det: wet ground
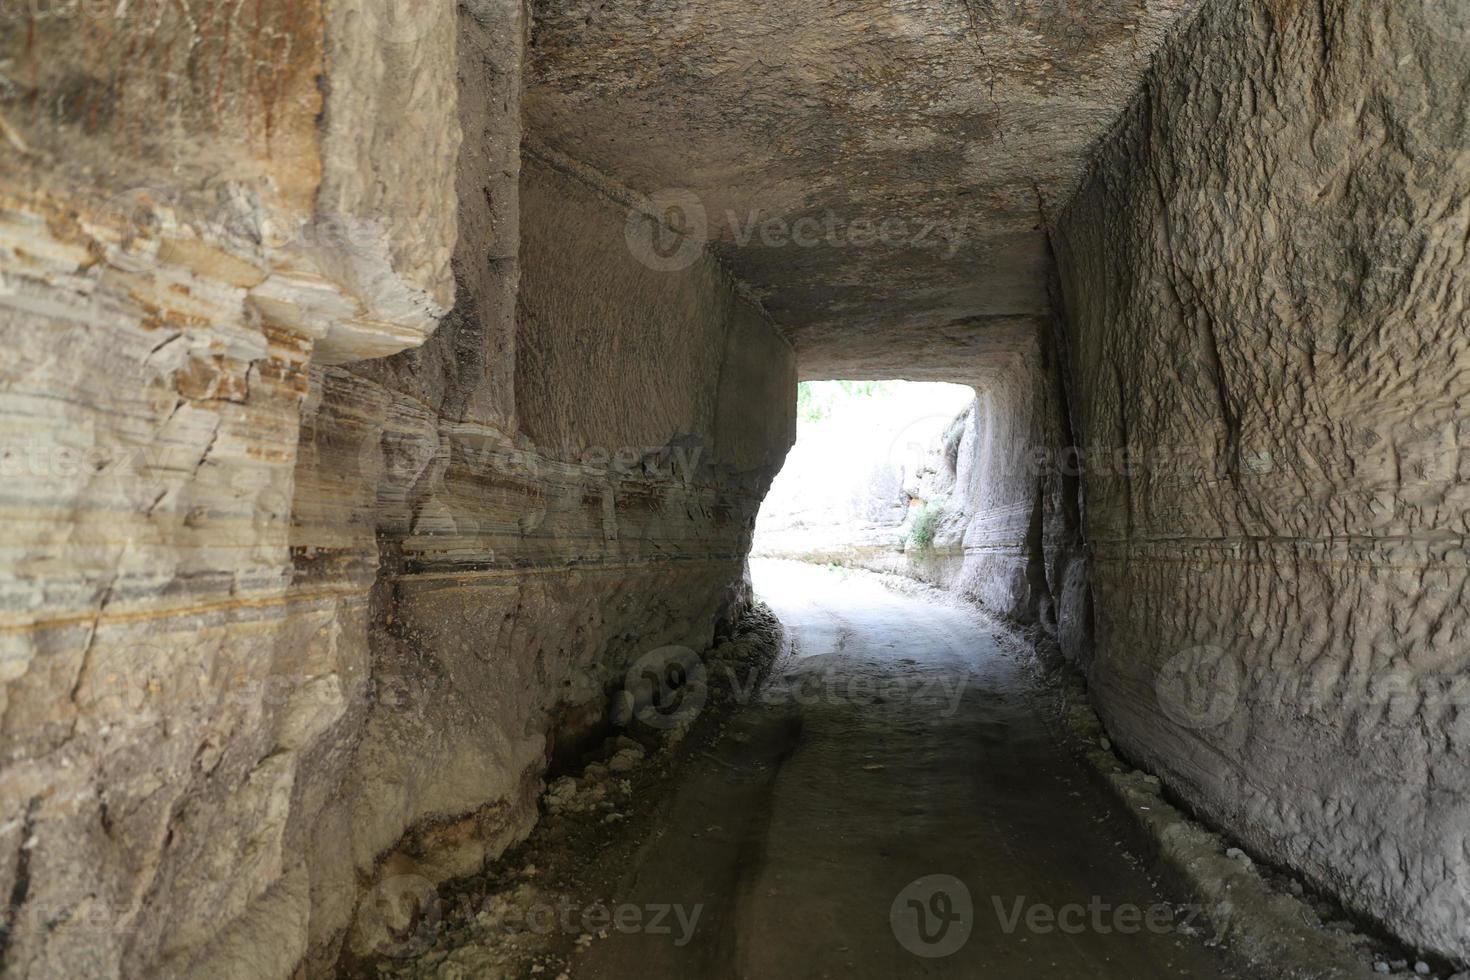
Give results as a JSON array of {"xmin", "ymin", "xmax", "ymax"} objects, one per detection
[{"xmin": 572, "ymin": 560, "xmax": 1260, "ymax": 979}]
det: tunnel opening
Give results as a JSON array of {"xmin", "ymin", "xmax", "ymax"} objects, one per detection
[{"xmin": 752, "ymin": 380, "xmax": 977, "ymax": 585}]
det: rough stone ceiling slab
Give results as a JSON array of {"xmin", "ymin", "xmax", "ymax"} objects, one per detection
[{"xmin": 525, "ymin": 0, "xmax": 1202, "ymax": 379}]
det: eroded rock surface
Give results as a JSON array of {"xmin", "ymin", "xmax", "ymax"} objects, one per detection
[
  {"xmin": 1053, "ymin": 0, "xmax": 1470, "ymax": 962},
  {"xmin": 525, "ymin": 0, "xmax": 1204, "ymax": 378},
  {"xmin": 0, "ymin": 3, "xmax": 792, "ymax": 977}
]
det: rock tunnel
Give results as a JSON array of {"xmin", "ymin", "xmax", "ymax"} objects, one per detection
[{"xmin": 1, "ymin": 0, "xmax": 1467, "ymax": 977}]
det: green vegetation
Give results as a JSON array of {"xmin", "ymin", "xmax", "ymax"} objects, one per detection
[
  {"xmin": 908, "ymin": 497, "xmax": 946, "ymax": 551},
  {"xmin": 796, "ymin": 380, "xmax": 896, "ymax": 423}
]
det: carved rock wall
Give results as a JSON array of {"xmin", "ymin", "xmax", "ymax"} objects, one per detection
[
  {"xmin": 0, "ymin": 2, "xmax": 794, "ymax": 977},
  {"xmin": 947, "ymin": 336, "xmax": 1089, "ymax": 648},
  {"xmin": 1053, "ymin": 0, "xmax": 1470, "ymax": 962}
]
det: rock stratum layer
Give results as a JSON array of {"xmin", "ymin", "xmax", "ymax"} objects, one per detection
[{"xmin": 0, "ymin": 3, "xmax": 792, "ymax": 977}]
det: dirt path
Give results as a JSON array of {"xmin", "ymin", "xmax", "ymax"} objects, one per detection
[{"xmin": 571, "ymin": 560, "xmax": 1260, "ymax": 979}]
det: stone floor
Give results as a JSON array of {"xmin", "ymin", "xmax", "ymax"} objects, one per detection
[{"xmin": 568, "ymin": 561, "xmax": 1257, "ymax": 978}]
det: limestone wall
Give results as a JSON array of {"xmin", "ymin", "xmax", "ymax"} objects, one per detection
[
  {"xmin": 1053, "ymin": 0, "xmax": 1470, "ymax": 962},
  {"xmin": 0, "ymin": 3, "xmax": 795, "ymax": 977},
  {"xmin": 306, "ymin": 155, "xmax": 792, "ymax": 975},
  {"xmin": 946, "ymin": 335, "xmax": 1089, "ymax": 649}
]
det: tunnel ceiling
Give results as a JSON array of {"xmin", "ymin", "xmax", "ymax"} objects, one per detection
[{"xmin": 524, "ymin": 0, "xmax": 1202, "ymax": 380}]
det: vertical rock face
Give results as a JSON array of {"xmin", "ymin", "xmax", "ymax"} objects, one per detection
[
  {"xmin": 945, "ymin": 336, "xmax": 1088, "ymax": 646},
  {"xmin": 0, "ymin": 3, "xmax": 794, "ymax": 977},
  {"xmin": 1052, "ymin": 0, "xmax": 1470, "ymax": 962}
]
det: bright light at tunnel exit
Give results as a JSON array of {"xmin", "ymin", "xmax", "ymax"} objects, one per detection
[{"xmin": 755, "ymin": 381, "xmax": 976, "ymax": 560}]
